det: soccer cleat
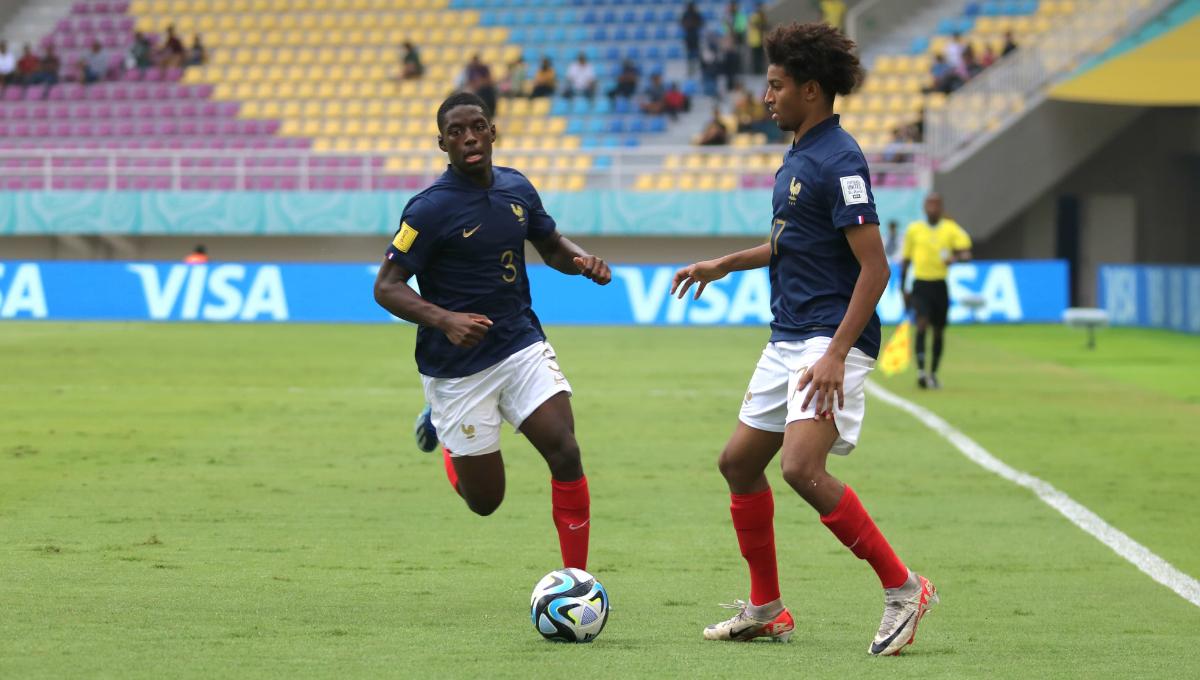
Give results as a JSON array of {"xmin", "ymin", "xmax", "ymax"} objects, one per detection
[
  {"xmin": 928, "ymin": 374, "xmax": 942, "ymax": 390},
  {"xmin": 414, "ymin": 404, "xmax": 438, "ymax": 453},
  {"xmin": 916, "ymin": 372, "xmax": 929, "ymax": 389},
  {"xmin": 868, "ymin": 572, "xmax": 938, "ymax": 656},
  {"xmin": 703, "ymin": 601, "xmax": 795, "ymax": 642}
]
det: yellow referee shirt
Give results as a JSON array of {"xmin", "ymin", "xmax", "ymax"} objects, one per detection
[{"xmin": 902, "ymin": 219, "xmax": 972, "ymax": 281}]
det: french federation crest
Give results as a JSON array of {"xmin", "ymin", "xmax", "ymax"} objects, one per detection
[
  {"xmin": 511, "ymin": 203, "xmax": 526, "ymax": 224},
  {"xmin": 788, "ymin": 177, "xmax": 802, "ymax": 204}
]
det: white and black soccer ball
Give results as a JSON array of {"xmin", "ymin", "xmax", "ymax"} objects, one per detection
[{"xmin": 530, "ymin": 568, "xmax": 610, "ymax": 643}]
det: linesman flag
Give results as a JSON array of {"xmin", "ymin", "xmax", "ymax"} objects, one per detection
[{"xmin": 878, "ymin": 319, "xmax": 913, "ymax": 377}]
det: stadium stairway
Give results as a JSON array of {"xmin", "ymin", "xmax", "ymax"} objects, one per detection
[{"xmin": 929, "ymin": 0, "xmax": 1174, "ymax": 241}]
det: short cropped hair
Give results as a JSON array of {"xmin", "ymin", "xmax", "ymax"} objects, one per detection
[
  {"xmin": 436, "ymin": 91, "xmax": 491, "ymax": 132},
  {"xmin": 764, "ymin": 22, "xmax": 865, "ymax": 101}
]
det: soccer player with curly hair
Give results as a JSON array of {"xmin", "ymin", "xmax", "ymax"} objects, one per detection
[{"xmin": 672, "ymin": 23, "xmax": 938, "ymax": 655}]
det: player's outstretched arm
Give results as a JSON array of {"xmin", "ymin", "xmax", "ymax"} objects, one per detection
[
  {"xmin": 530, "ymin": 231, "xmax": 611, "ymax": 285},
  {"xmin": 373, "ymin": 257, "xmax": 493, "ymax": 348},
  {"xmin": 671, "ymin": 243, "xmax": 771, "ymax": 300}
]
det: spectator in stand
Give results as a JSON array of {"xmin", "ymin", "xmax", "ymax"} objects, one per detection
[
  {"xmin": 16, "ymin": 44, "xmax": 39, "ymax": 85},
  {"xmin": 720, "ymin": 33, "xmax": 740, "ymax": 93},
  {"xmin": 724, "ymin": 1, "xmax": 747, "ymax": 50},
  {"xmin": 640, "ymin": 73, "xmax": 668, "ymax": 114},
  {"xmin": 747, "ymin": 2, "xmax": 768, "ymax": 75},
  {"xmin": 819, "ymin": 0, "xmax": 847, "ymax": 33},
  {"xmin": 912, "ymin": 108, "xmax": 925, "ymax": 143},
  {"xmin": 31, "ymin": 46, "xmax": 60, "ymax": 89},
  {"xmin": 401, "ymin": 41, "xmax": 422, "ymax": 79},
  {"xmin": 944, "ymin": 32, "xmax": 965, "ymax": 72},
  {"xmin": 608, "ymin": 58, "xmax": 639, "ymax": 99},
  {"xmin": 697, "ymin": 106, "xmax": 729, "ymax": 146},
  {"xmin": 564, "ymin": 53, "xmax": 596, "ymax": 99},
  {"xmin": 927, "ymin": 53, "xmax": 961, "ymax": 94},
  {"xmin": 732, "ymin": 81, "xmax": 769, "ymax": 134},
  {"xmin": 700, "ymin": 31, "xmax": 721, "ymax": 97},
  {"xmin": 681, "ymin": 2, "xmax": 705, "ymax": 76},
  {"xmin": 160, "ymin": 24, "xmax": 185, "ymax": 69},
  {"xmin": 663, "ymin": 82, "xmax": 688, "ymax": 119},
  {"xmin": 960, "ymin": 44, "xmax": 982, "ymax": 80},
  {"xmin": 128, "ymin": 32, "xmax": 153, "ymax": 71},
  {"xmin": 464, "ymin": 53, "xmax": 497, "ymax": 115},
  {"xmin": 530, "ymin": 57, "xmax": 556, "ymax": 98},
  {"xmin": 500, "ymin": 55, "xmax": 527, "ymax": 97},
  {"xmin": 187, "ymin": 34, "xmax": 206, "ymax": 67},
  {"xmin": 980, "ymin": 44, "xmax": 996, "ymax": 69},
  {"xmin": 0, "ymin": 41, "xmax": 16, "ymax": 87},
  {"xmin": 1002, "ymin": 31, "xmax": 1018, "ymax": 57},
  {"xmin": 82, "ymin": 41, "xmax": 108, "ymax": 83},
  {"xmin": 882, "ymin": 127, "xmax": 911, "ymax": 164}
]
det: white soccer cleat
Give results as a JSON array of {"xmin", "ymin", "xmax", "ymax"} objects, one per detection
[
  {"xmin": 702, "ymin": 600, "xmax": 795, "ymax": 642},
  {"xmin": 869, "ymin": 572, "xmax": 938, "ymax": 656}
]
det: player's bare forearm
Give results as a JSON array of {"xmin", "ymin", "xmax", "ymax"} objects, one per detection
[
  {"xmin": 830, "ymin": 224, "xmax": 890, "ymax": 359},
  {"xmin": 532, "ymin": 232, "xmax": 610, "ymax": 284},
  {"xmin": 373, "ymin": 259, "xmax": 451, "ymax": 329},
  {"xmin": 716, "ymin": 243, "xmax": 772, "ymax": 272}
]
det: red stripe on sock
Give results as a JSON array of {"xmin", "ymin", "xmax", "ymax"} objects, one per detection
[
  {"xmin": 731, "ymin": 487, "xmax": 780, "ymax": 606},
  {"xmin": 552, "ymin": 476, "xmax": 590, "ymax": 570},
  {"xmin": 820, "ymin": 485, "xmax": 908, "ymax": 589},
  {"xmin": 442, "ymin": 447, "xmax": 461, "ymax": 496}
]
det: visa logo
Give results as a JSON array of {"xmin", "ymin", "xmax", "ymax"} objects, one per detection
[
  {"xmin": 0, "ymin": 263, "xmax": 48, "ymax": 318},
  {"xmin": 614, "ymin": 267, "xmax": 773, "ymax": 324},
  {"xmin": 126, "ymin": 264, "xmax": 289, "ymax": 321}
]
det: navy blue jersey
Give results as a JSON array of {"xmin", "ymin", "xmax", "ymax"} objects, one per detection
[
  {"xmin": 385, "ymin": 166, "xmax": 556, "ymax": 378},
  {"xmin": 768, "ymin": 115, "xmax": 881, "ymax": 357}
]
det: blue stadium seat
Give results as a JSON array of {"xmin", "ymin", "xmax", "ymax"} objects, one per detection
[
  {"xmin": 604, "ymin": 46, "xmax": 621, "ymax": 61},
  {"xmin": 510, "ymin": 27, "xmax": 527, "ymax": 42},
  {"xmin": 571, "ymin": 98, "xmax": 592, "ymax": 115},
  {"xmin": 909, "ymin": 36, "xmax": 930, "ymax": 54},
  {"xmin": 592, "ymin": 97, "xmax": 612, "ymax": 114},
  {"xmin": 633, "ymin": 25, "xmax": 651, "ymax": 40},
  {"xmin": 647, "ymin": 117, "xmax": 667, "ymax": 133},
  {"xmin": 583, "ymin": 10, "xmax": 599, "ymax": 23},
  {"xmin": 613, "ymin": 97, "xmax": 633, "ymax": 114},
  {"xmin": 566, "ymin": 119, "xmax": 584, "ymax": 135},
  {"xmin": 654, "ymin": 26, "xmax": 670, "ymax": 40},
  {"xmin": 622, "ymin": 136, "xmax": 640, "ymax": 147},
  {"xmin": 550, "ymin": 27, "xmax": 567, "ymax": 42},
  {"xmin": 625, "ymin": 46, "xmax": 642, "ymax": 60},
  {"xmin": 593, "ymin": 155, "xmax": 612, "ymax": 169},
  {"xmin": 680, "ymin": 79, "xmax": 697, "ymax": 96},
  {"xmin": 587, "ymin": 119, "xmax": 608, "ymax": 134},
  {"xmin": 602, "ymin": 10, "xmax": 618, "ymax": 23},
  {"xmin": 613, "ymin": 27, "xmax": 630, "ymax": 41},
  {"xmin": 666, "ymin": 44, "xmax": 683, "ymax": 59},
  {"xmin": 628, "ymin": 118, "xmax": 646, "ymax": 134},
  {"xmin": 621, "ymin": 10, "xmax": 637, "ymax": 22},
  {"xmin": 645, "ymin": 45, "xmax": 663, "ymax": 60},
  {"xmin": 551, "ymin": 98, "xmax": 570, "ymax": 115},
  {"xmin": 568, "ymin": 27, "xmax": 588, "ymax": 42}
]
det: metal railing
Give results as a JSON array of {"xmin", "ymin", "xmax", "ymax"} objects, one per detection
[
  {"xmin": 0, "ymin": 145, "xmax": 924, "ymax": 191},
  {"xmin": 926, "ymin": 0, "xmax": 1177, "ymax": 165}
]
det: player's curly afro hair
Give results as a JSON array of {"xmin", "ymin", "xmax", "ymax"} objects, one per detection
[
  {"xmin": 764, "ymin": 22, "xmax": 865, "ymax": 101},
  {"xmin": 436, "ymin": 91, "xmax": 492, "ymax": 132}
]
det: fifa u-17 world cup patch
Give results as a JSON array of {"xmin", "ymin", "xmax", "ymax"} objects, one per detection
[
  {"xmin": 839, "ymin": 175, "xmax": 868, "ymax": 205},
  {"xmin": 392, "ymin": 222, "xmax": 419, "ymax": 253}
]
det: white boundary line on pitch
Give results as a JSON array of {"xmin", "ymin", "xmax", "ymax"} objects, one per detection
[{"xmin": 866, "ymin": 381, "xmax": 1200, "ymax": 608}]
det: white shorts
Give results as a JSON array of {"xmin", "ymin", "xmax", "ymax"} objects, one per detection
[
  {"xmin": 421, "ymin": 341, "xmax": 572, "ymax": 457},
  {"xmin": 738, "ymin": 336, "xmax": 875, "ymax": 455}
]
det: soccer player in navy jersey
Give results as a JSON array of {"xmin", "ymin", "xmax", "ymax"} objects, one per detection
[
  {"xmin": 671, "ymin": 23, "xmax": 937, "ymax": 655},
  {"xmin": 373, "ymin": 92, "xmax": 610, "ymax": 570}
]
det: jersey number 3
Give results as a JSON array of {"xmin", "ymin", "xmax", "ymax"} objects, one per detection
[{"xmin": 500, "ymin": 250, "xmax": 518, "ymax": 283}]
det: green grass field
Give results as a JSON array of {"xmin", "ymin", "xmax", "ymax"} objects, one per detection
[{"xmin": 2, "ymin": 323, "xmax": 1197, "ymax": 679}]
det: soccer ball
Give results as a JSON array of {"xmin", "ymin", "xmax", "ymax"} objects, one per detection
[{"xmin": 530, "ymin": 568, "xmax": 610, "ymax": 643}]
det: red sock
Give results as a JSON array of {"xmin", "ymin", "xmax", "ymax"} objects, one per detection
[
  {"xmin": 820, "ymin": 485, "xmax": 908, "ymax": 589},
  {"xmin": 442, "ymin": 447, "xmax": 461, "ymax": 496},
  {"xmin": 551, "ymin": 476, "xmax": 590, "ymax": 570},
  {"xmin": 731, "ymin": 488, "xmax": 780, "ymax": 606}
]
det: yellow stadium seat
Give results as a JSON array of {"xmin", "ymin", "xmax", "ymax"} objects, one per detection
[
  {"xmin": 560, "ymin": 137, "xmax": 581, "ymax": 151},
  {"xmin": 566, "ymin": 175, "xmax": 585, "ymax": 192},
  {"xmin": 654, "ymin": 175, "xmax": 675, "ymax": 191},
  {"xmin": 634, "ymin": 175, "xmax": 656, "ymax": 191},
  {"xmin": 696, "ymin": 174, "xmax": 716, "ymax": 191},
  {"xmin": 678, "ymin": 175, "xmax": 697, "ymax": 191}
]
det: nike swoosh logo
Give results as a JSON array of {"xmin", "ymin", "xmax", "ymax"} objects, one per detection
[
  {"xmin": 567, "ymin": 519, "xmax": 589, "ymax": 531},
  {"xmin": 870, "ymin": 612, "xmax": 915, "ymax": 654},
  {"xmin": 463, "ymin": 224, "xmax": 481, "ymax": 238}
]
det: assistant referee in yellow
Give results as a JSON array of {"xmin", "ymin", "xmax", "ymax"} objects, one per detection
[{"xmin": 900, "ymin": 192, "xmax": 972, "ymax": 389}]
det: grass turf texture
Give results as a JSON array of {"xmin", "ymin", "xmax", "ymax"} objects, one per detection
[{"xmin": 1, "ymin": 323, "xmax": 1197, "ymax": 679}]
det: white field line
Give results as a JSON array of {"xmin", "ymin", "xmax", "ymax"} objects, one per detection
[{"xmin": 867, "ymin": 381, "xmax": 1200, "ymax": 608}]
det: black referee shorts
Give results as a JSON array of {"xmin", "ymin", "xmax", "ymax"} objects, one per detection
[{"xmin": 911, "ymin": 279, "xmax": 950, "ymax": 327}]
